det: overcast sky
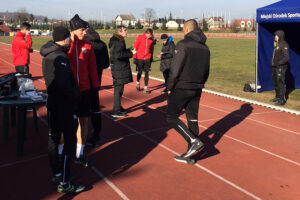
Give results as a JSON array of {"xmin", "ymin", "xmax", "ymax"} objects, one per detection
[{"xmin": 1, "ymin": 0, "xmax": 279, "ymax": 21}]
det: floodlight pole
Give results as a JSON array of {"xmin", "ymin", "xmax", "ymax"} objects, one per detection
[{"xmin": 255, "ymin": 22, "xmax": 259, "ymax": 93}]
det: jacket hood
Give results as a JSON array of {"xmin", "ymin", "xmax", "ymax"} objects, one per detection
[
  {"xmin": 185, "ymin": 28, "xmax": 207, "ymax": 44},
  {"xmin": 16, "ymin": 31, "xmax": 25, "ymax": 37},
  {"xmin": 274, "ymin": 30, "xmax": 285, "ymax": 42},
  {"xmin": 84, "ymin": 28, "xmax": 100, "ymax": 42},
  {"xmin": 168, "ymin": 36, "xmax": 173, "ymax": 43},
  {"xmin": 40, "ymin": 41, "xmax": 67, "ymax": 57}
]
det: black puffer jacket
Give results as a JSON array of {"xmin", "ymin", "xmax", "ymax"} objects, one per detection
[
  {"xmin": 160, "ymin": 39, "xmax": 175, "ymax": 72},
  {"xmin": 40, "ymin": 41, "xmax": 80, "ymax": 111},
  {"xmin": 167, "ymin": 29, "xmax": 210, "ymax": 91},
  {"xmin": 84, "ymin": 28, "xmax": 110, "ymax": 72},
  {"xmin": 109, "ymin": 34, "xmax": 133, "ymax": 85},
  {"xmin": 272, "ymin": 30, "xmax": 289, "ymax": 67}
]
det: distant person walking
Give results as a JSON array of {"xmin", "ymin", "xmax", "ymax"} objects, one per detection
[
  {"xmin": 12, "ymin": 22, "xmax": 32, "ymax": 75},
  {"xmin": 166, "ymin": 19, "xmax": 210, "ymax": 164},
  {"xmin": 270, "ymin": 30, "xmax": 289, "ymax": 106},
  {"xmin": 109, "ymin": 25, "xmax": 135, "ymax": 118},
  {"xmin": 157, "ymin": 34, "xmax": 175, "ymax": 94},
  {"xmin": 133, "ymin": 29, "xmax": 155, "ymax": 94},
  {"xmin": 40, "ymin": 26, "xmax": 85, "ymax": 193},
  {"xmin": 68, "ymin": 14, "xmax": 99, "ymax": 167},
  {"xmin": 84, "ymin": 27, "xmax": 110, "ymax": 147}
]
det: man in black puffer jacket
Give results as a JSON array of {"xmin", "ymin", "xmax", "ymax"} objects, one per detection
[
  {"xmin": 167, "ymin": 19, "xmax": 210, "ymax": 164},
  {"xmin": 270, "ymin": 30, "xmax": 289, "ymax": 106},
  {"xmin": 84, "ymin": 27, "xmax": 110, "ymax": 147},
  {"xmin": 109, "ymin": 25, "xmax": 135, "ymax": 117},
  {"xmin": 157, "ymin": 34, "xmax": 175, "ymax": 94},
  {"xmin": 40, "ymin": 26, "xmax": 84, "ymax": 193}
]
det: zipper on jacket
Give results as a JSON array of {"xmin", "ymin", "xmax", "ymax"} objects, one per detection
[
  {"xmin": 144, "ymin": 37, "xmax": 148, "ymax": 60},
  {"xmin": 75, "ymin": 41, "xmax": 80, "ymax": 85}
]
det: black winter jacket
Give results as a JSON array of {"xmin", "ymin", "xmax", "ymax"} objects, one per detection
[
  {"xmin": 109, "ymin": 34, "xmax": 133, "ymax": 85},
  {"xmin": 40, "ymin": 41, "xmax": 80, "ymax": 111},
  {"xmin": 160, "ymin": 40, "xmax": 175, "ymax": 72},
  {"xmin": 272, "ymin": 30, "xmax": 289, "ymax": 67},
  {"xmin": 167, "ymin": 29, "xmax": 210, "ymax": 91},
  {"xmin": 84, "ymin": 28, "xmax": 110, "ymax": 73}
]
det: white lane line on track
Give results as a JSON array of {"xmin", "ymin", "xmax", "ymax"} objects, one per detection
[
  {"xmin": 102, "ymin": 87, "xmax": 300, "ymax": 167},
  {"xmin": 100, "ymin": 111, "xmax": 262, "ymax": 200},
  {"xmin": 91, "ymin": 166, "xmax": 130, "ymax": 200},
  {"xmin": 0, "ymin": 154, "xmax": 47, "ymax": 169},
  {"xmin": 102, "ymin": 74, "xmax": 300, "ymax": 136}
]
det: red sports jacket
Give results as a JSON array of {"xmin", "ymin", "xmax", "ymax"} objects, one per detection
[
  {"xmin": 133, "ymin": 34, "xmax": 154, "ymax": 60},
  {"xmin": 12, "ymin": 31, "xmax": 32, "ymax": 66},
  {"xmin": 68, "ymin": 36, "xmax": 99, "ymax": 92}
]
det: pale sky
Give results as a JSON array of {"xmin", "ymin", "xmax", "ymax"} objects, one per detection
[{"xmin": 1, "ymin": 0, "xmax": 279, "ymax": 21}]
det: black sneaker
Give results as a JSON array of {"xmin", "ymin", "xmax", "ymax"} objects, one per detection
[
  {"xmin": 269, "ymin": 97, "xmax": 280, "ymax": 102},
  {"xmin": 174, "ymin": 155, "xmax": 196, "ymax": 165},
  {"xmin": 161, "ymin": 89, "xmax": 168, "ymax": 94},
  {"xmin": 143, "ymin": 88, "xmax": 151, "ymax": 94},
  {"xmin": 183, "ymin": 139, "xmax": 204, "ymax": 158},
  {"xmin": 275, "ymin": 99, "xmax": 286, "ymax": 106},
  {"xmin": 86, "ymin": 137, "xmax": 101, "ymax": 148},
  {"xmin": 74, "ymin": 156, "xmax": 89, "ymax": 167},
  {"xmin": 52, "ymin": 174, "xmax": 61, "ymax": 184},
  {"xmin": 120, "ymin": 107, "xmax": 127, "ymax": 114},
  {"xmin": 136, "ymin": 84, "xmax": 141, "ymax": 91},
  {"xmin": 111, "ymin": 112, "xmax": 127, "ymax": 118},
  {"xmin": 57, "ymin": 182, "xmax": 85, "ymax": 193}
]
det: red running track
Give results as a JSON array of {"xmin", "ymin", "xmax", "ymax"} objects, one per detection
[{"xmin": 0, "ymin": 42, "xmax": 300, "ymax": 200}]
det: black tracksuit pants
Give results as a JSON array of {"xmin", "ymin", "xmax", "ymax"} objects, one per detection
[
  {"xmin": 272, "ymin": 65, "xmax": 287, "ymax": 100},
  {"xmin": 166, "ymin": 89, "xmax": 202, "ymax": 143},
  {"xmin": 163, "ymin": 69, "xmax": 170, "ymax": 89},
  {"xmin": 48, "ymin": 105, "xmax": 77, "ymax": 183},
  {"xmin": 90, "ymin": 88, "xmax": 102, "ymax": 140},
  {"xmin": 113, "ymin": 84, "xmax": 124, "ymax": 113}
]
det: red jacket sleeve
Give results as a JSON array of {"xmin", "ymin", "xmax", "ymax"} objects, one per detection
[
  {"xmin": 88, "ymin": 48, "xmax": 100, "ymax": 89},
  {"xmin": 132, "ymin": 35, "xmax": 141, "ymax": 59}
]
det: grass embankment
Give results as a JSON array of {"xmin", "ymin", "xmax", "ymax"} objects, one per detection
[{"xmin": 1, "ymin": 36, "xmax": 299, "ymax": 110}]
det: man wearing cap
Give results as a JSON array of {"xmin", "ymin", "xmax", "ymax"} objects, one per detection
[
  {"xmin": 40, "ymin": 26, "xmax": 85, "ymax": 193},
  {"xmin": 157, "ymin": 34, "xmax": 175, "ymax": 94},
  {"xmin": 68, "ymin": 14, "xmax": 99, "ymax": 167}
]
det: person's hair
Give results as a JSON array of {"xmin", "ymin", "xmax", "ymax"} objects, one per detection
[
  {"xmin": 115, "ymin": 25, "xmax": 126, "ymax": 34},
  {"xmin": 145, "ymin": 28, "xmax": 153, "ymax": 35},
  {"xmin": 184, "ymin": 19, "xmax": 198, "ymax": 32},
  {"xmin": 20, "ymin": 22, "xmax": 31, "ymax": 30}
]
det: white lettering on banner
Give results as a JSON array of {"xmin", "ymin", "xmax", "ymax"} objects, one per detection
[{"xmin": 260, "ymin": 13, "xmax": 300, "ymax": 20}]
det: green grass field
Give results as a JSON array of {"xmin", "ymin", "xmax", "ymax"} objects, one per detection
[{"xmin": 1, "ymin": 36, "xmax": 299, "ymax": 110}]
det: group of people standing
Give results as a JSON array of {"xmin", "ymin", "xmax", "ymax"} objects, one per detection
[{"xmin": 11, "ymin": 13, "xmax": 290, "ymax": 194}]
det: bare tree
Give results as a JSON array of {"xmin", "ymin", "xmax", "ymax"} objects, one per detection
[
  {"xmin": 17, "ymin": 8, "xmax": 29, "ymax": 24},
  {"xmin": 145, "ymin": 8, "xmax": 156, "ymax": 25}
]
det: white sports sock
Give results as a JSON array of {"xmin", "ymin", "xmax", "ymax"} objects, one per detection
[
  {"xmin": 76, "ymin": 144, "xmax": 82, "ymax": 158},
  {"xmin": 80, "ymin": 144, "xmax": 85, "ymax": 156},
  {"xmin": 58, "ymin": 144, "xmax": 64, "ymax": 155},
  {"xmin": 144, "ymin": 86, "xmax": 148, "ymax": 89},
  {"xmin": 137, "ymin": 81, "xmax": 139, "ymax": 84}
]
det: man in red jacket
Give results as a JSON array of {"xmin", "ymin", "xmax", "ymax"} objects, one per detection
[
  {"xmin": 133, "ymin": 29, "xmax": 155, "ymax": 94},
  {"xmin": 68, "ymin": 14, "xmax": 99, "ymax": 167},
  {"xmin": 12, "ymin": 22, "xmax": 32, "ymax": 74}
]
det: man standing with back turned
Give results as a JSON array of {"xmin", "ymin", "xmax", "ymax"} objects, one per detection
[{"xmin": 166, "ymin": 19, "xmax": 210, "ymax": 164}]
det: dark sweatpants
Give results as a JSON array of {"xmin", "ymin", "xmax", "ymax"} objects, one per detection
[
  {"xmin": 163, "ymin": 69, "xmax": 170, "ymax": 89},
  {"xmin": 113, "ymin": 84, "xmax": 124, "ymax": 113},
  {"xmin": 136, "ymin": 59, "xmax": 151, "ymax": 86},
  {"xmin": 90, "ymin": 88, "xmax": 102, "ymax": 140},
  {"xmin": 166, "ymin": 89, "xmax": 202, "ymax": 143},
  {"xmin": 48, "ymin": 105, "xmax": 77, "ymax": 183},
  {"xmin": 272, "ymin": 65, "xmax": 287, "ymax": 100}
]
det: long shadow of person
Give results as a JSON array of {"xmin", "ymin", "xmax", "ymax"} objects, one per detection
[{"xmin": 192, "ymin": 103, "xmax": 253, "ymax": 161}]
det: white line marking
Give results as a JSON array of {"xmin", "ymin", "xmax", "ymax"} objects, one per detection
[
  {"xmin": 0, "ymin": 154, "xmax": 47, "ymax": 168},
  {"xmin": 100, "ymin": 112, "xmax": 262, "ymax": 200},
  {"xmin": 91, "ymin": 166, "xmax": 130, "ymax": 200},
  {"xmin": 251, "ymin": 111, "xmax": 281, "ymax": 115},
  {"xmin": 102, "ymin": 88, "xmax": 300, "ymax": 167}
]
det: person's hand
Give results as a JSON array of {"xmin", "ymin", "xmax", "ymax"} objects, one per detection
[
  {"xmin": 168, "ymin": 90, "xmax": 171, "ymax": 95},
  {"xmin": 25, "ymin": 30, "xmax": 30, "ymax": 36},
  {"xmin": 131, "ymin": 49, "xmax": 137, "ymax": 54},
  {"xmin": 70, "ymin": 31, "xmax": 75, "ymax": 42},
  {"xmin": 156, "ymin": 54, "xmax": 161, "ymax": 58}
]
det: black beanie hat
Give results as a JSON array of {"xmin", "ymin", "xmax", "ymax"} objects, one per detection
[
  {"xmin": 160, "ymin": 34, "xmax": 168, "ymax": 40},
  {"xmin": 53, "ymin": 26, "xmax": 70, "ymax": 42},
  {"xmin": 69, "ymin": 14, "xmax": 89, "ymax": 31}
]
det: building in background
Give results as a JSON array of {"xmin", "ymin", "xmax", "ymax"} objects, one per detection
[
  {"xmin": 235, "ymin": 19, "xmax": 255, "ymax": 30},
  {"xmin": 115, "ymin": 14, "xmax": 137, "ymax": 27}
]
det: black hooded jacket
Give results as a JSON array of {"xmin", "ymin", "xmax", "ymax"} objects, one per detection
[
  {"xmin": 160, "ymin": 39, "xmax": 175, "ymax": 72},
  {"xmin": 40, "ymin": 41, "xmax": 80, "ymax": 111},
  {"xmin": 84, "ymin": 28, "xmax": 110, "ymax": 72},
  {"xmin": 109, "ymin": 34, "xmax": 133, "ymax": 85},
  {"xmin": 272, "ymin": 30, "xmax": 289, "ymax": 67},
  {"xmin": 167, "ymin": 29, "xmax": 210, "ymax": 91}
]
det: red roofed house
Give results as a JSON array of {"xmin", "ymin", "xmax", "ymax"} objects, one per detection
[{"xmin": 0, "ymin": 20, "xmax": 12, "ymax": 36}]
